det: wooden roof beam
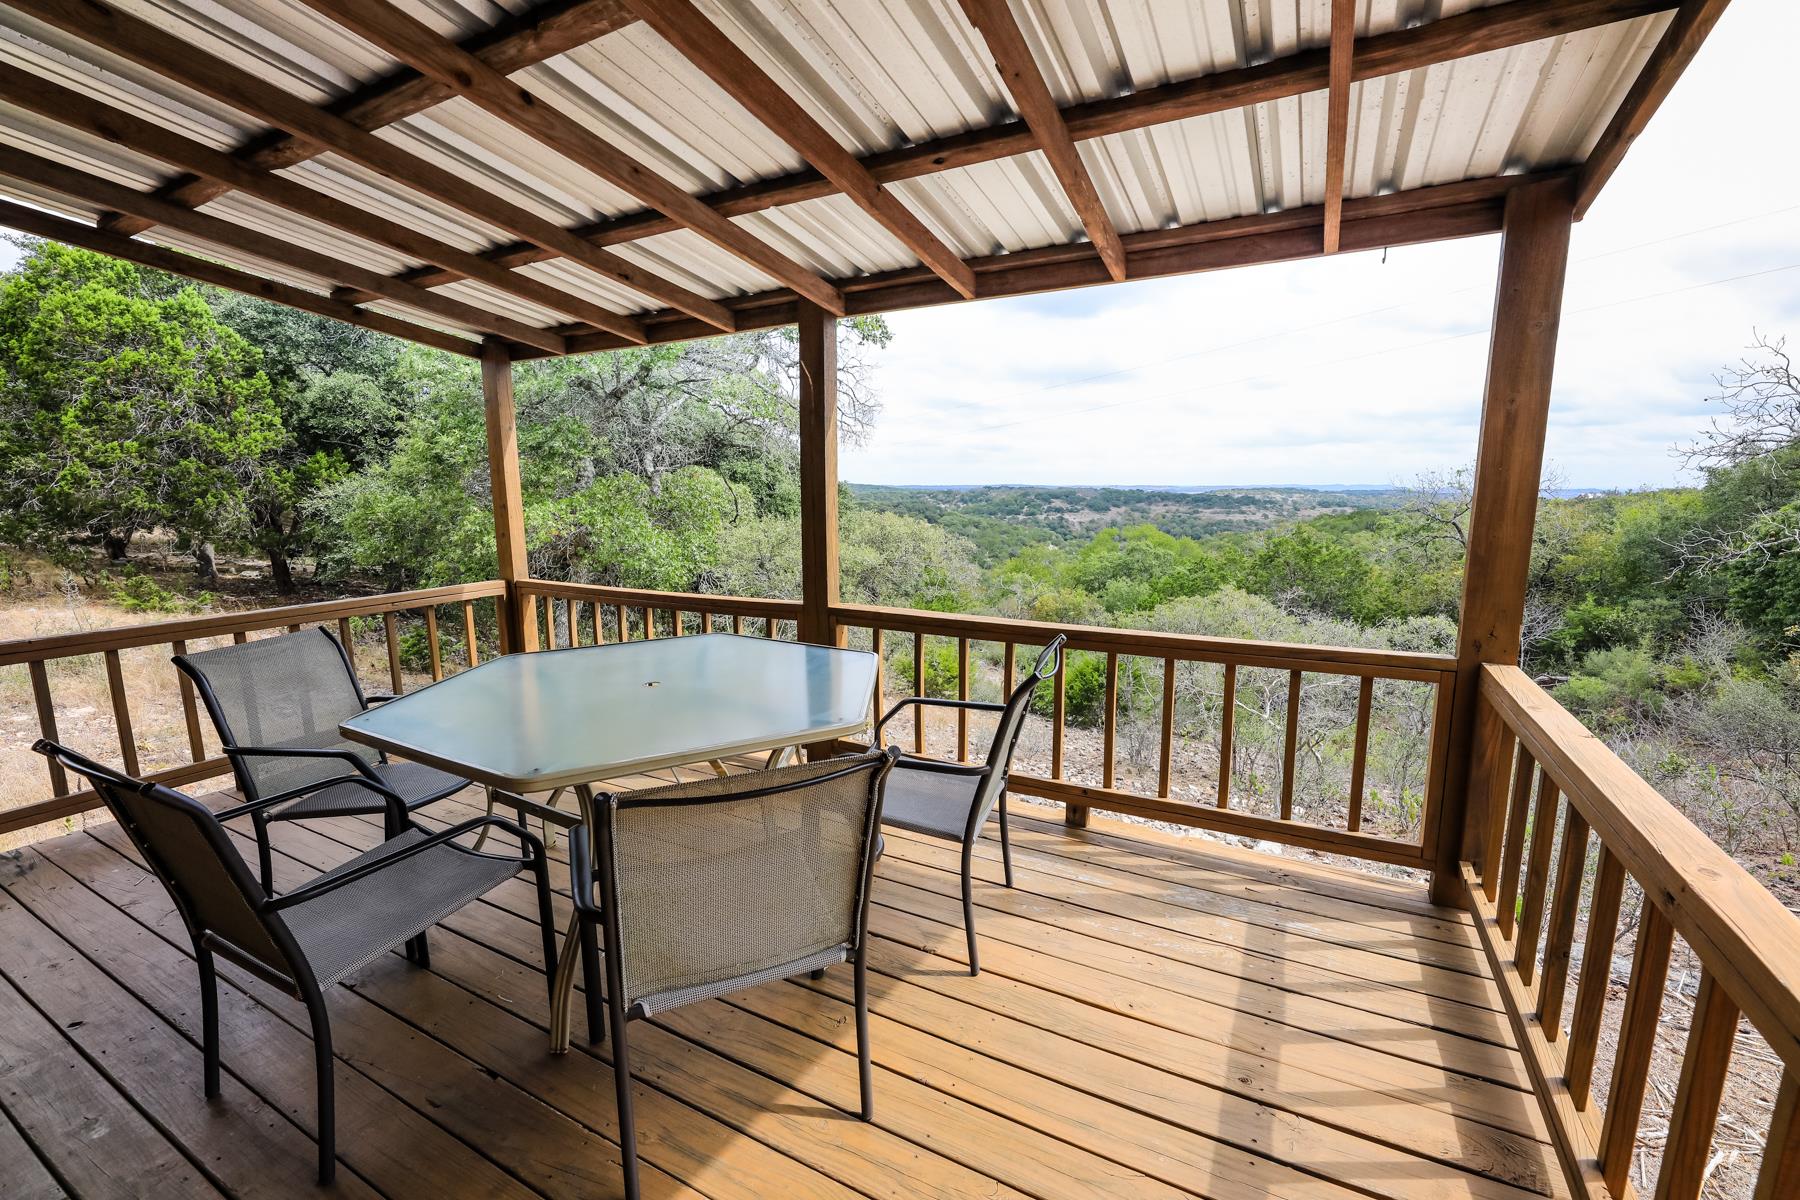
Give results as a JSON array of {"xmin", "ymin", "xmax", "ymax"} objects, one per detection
[
  {"xmin": 379, "ymin": 0, "xmax": 1673, "ymax": 291},
  {"xmin": 9, "ymin": 0, "xmax": 733, "ymax": 334},
  {"xmin": 0, "ymin": 198, "xmax": 482, "ymax": 356},
  {"xmin": 0, "ymin": 72, "xmax": 647, "ymax": 344},
  {"xmin": 1321, "ymin": 0, "xmax": 1357, "ymax": 255},
  {"xmin": 956, "ymin": 0, "xmax": 1125, "ymax": 282},
  {"xmin": 299, "ymin": 0, "xmax": 847, "ymax": 316},
  {"xmin": 621, "ymin": 0, "xmax": 976, "ymax": 298},
  {"xmin": 0, "ymin": 143, "xmax": 569, "ymax": 354},
  {"xmin": 1575, "ymin": 0, "xmax": 1733, "ymax": 217},
  {"xmin": 102, "ymin": 0, "xmax": 640, "ymax": 238}
]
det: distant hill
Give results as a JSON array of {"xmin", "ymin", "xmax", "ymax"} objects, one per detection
[{"xmin": 847, "ymin": 484, "xmax": 1407, "ymax": 564}]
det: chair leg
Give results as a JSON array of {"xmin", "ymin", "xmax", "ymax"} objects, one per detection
[
  {"xmin": 610, "ymin": 1008, "xmax": 640, "ymax": 1200},
  {"xmin": 197, "ymin": 948, "xmax": 220, "ymax": 1100},
  {"xmin": 304, "ymin": 990, "xmax": 336, "ymax": 1186},
  {"xmin": 252, "ymin": 809, "xmax": 274, "ymax": 895},
  {"xmin": 997, "ymin": 791, "xmax": 1015, "ymax": 888},
  {"xmin": 961, "ymin": 840, "xmax": 980, "ymax": 976},
  {"xmin": 410, "ymin": 930, "xmax": 430, "ymax": 969},
  {"xmin": 532, "ymin": 858, "xmax": 559, "ymax": 1008},
  {"xmin": 580, "ymin": 915, "xmax": 605, "ymax": 1044},
  {"xmin": 854, "ymin": 953, "xmax": 874, "ymax": 1121},
  {"xmin": 808, "ymin": 968, "xmax": 827, "ymax": 980}
]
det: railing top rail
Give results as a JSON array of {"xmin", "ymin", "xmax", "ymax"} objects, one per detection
[
  {"xmin": 0, "ymin": 580, "xmax": 507, "ymax": 667},
  {"xmin": 515, "ymin": 578, "xmax": 801, "ymax": 617},
  {"xmin": 1482, "ymin": 663, "xmax": 1800, "ymax": 1073},
  {"xmin": 833, "ymin": 602, "xmax": 1458, "ymax": 679}
]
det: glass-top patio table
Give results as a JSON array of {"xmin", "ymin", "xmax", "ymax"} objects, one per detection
[{"xmin": 340, "ymin": 633, "xmax": 879, "ymax": 1050}]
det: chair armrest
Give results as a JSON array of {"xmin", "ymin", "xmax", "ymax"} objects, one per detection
[
  {"xmin": 215, "ymin": 747, "xmax": 406, "ymax": 828},
  {"xmin": 264, "ymin": 813, "xmax": 538, "ymax": 913},
  {"xmin": 890, "ymin": 753, "xmax": 992, "ymax": 779},
  {"xmin": 567, "ymin": 826, "xmax": 602, "ymax": 917},
  {"xmin": 873, "ymin": 696, "xmax": 1006, "ymax": 740},
  {"xmin": 363, "ymin": 694, "xmax": 397, "ymax": 705}
]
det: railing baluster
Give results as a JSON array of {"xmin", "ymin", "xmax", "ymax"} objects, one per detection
[
  {"xmin": 912, "ymin": 632, "xmax": 925, "ymax": 756},
  {"xmin": 382, "ymin": 611, "xmax": 404, "ymax": 694},
  {"xmin": 641, "ymin": 607, "xmax": 655, "ymax": 639},
  {"xmin": 1051, "ymin": 653, "xmax": 1066, "ymax": 781},
  {"xmin": 424, "ymin": 607, "xmax": 444, "ymax": 681},
  {"xmin": 1102, "ymin": 652, "xmax": 1118, "ymax": 791},
  {"xmin": 871, "ymin": 628, "xmax": 885, "ymax": 746},
  {"xmin": 1599, "ymin": 901, "xmax": 1675, "ymax": 1196},
  {"xmin": 1157, "ymin": 657, "xmax": 1175, "ymax": 799},
  {"xmin": 1474, "ymin": 699, "xmax": 1517, "ymax": 898},
  {"xmin": 1347, "ymin": 674, "xmax": 1373, "ymax": 832},
  {"xmin": 1567, "ymin": 846, "xmax": 1625, "ymax": 1109},
  {"xmin": 1280, "ymin": 668, "xmax": 1301, "ymax": 820},
  {"xmin": 1515, "ymin": 769, "xmax": 1560, "ymax": 983},
  {"xmin": 616, "ymin": 604, "xmax": 628, "ymax": 643},
  {"xmin": 956, "ymin": 637, "xmax": 970, "ymax": 762},
  {"xmin": 1758, "ymin": 1071, "xmax": 1800, "ymax": 1200},
  {"xmin": 587, "ymin": 601, "xmax": 600, "ymax": 644},
  {"xmin": 1002, "ymin": 641, "xmax": 1015, "ymax": 696},
  {"xmin": 103, "ymin": 648, "xmax": 140, "ymax": 776},
  {"xmin": 700, "ymin": 610, "xmax": 713, "ymax": 634},
  {"xmin": 564, "ymin": 597, "xmax": 576, "ymax": 647},
  {"xmin": 27, "ymin": 660, "xmax": 66, "ymax": 795},
  {"xmin": 462, "ymin": 602, "xmax": 480, "ymax": 667},
  {"xmin": 1537, "ymin": 804, "xmax": 1590, "ymax": 1038},
  {"xmin": 732, "ymin": 613, "xmax": 744, "ymax": 636},
  {"xmin": 1496, "ymin": 742, "xmax": 1536, "ymax": 938},
  {"xmin": 671, "ymin": 608, "xmax": 684, "ymax": 636},
  {"xmin": 233, "ymin": 630, "xmax": 248, "ymax": 644},
  {"xmin": 1655, "ymin": 969, "xmax": 1739, "ymax": 1200},
  {"xmin": 1217, "ymin": 663, "xmax": 1235, "ymax": 808},
  {"xmin": 764, "ymin": 615, "xmax": 777, "ymax": 638},
  {"xmin": 172, "ymin": 640, "xmax": 205, "ymax": 762},
  {"xmin": 338, "ymin": 616, "xmax": 355, "ymax": 664}
]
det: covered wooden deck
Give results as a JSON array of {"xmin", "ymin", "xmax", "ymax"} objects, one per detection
[{"xmin": 1, "ymin": 765, "xmax": 1561, "ymax": 1200}]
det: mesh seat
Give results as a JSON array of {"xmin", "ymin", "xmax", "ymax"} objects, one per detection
[
  {"xmin": 880, "ymin": 759, "xmax": 985, "ymax": 839},
  {"xmin": 282, "ymin": 829, "xmax": 523, "ymax": 988},
  {"xmin": 276, "ymin": 760, "xmax": 468, "ymax": 820}
]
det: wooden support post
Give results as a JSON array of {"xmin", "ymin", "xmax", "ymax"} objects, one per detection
[
  {"xmin": 1433, "ymin": 176, "xmax": 1575, "ymax": 906},
  {"xmin": 797, "ymin": 301, "xmax": 842, "ymax": 649},
  {"xmin": 482, "ymin": 338, "xmax": 535, "ymax": 654}
]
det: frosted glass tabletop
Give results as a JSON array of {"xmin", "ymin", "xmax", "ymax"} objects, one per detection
[{"xmin": 339, "ymin": 634, "xmax": 878, "ymax": 792}]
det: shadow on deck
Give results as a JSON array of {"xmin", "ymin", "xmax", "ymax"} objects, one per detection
[{"xmin": 0, "ymin": 770, "xmax": 1562, "ymax": 1200}]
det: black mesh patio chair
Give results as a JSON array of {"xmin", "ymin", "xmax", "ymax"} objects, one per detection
[
  {"xmin": 871, "ymin": 635, "xmax": 1065, "ymax": 975},
  {"xmin": 33, "ymin": 739, "xmax": 557, "ymax": 1187},
  {"xmin": 174, "ymin": 627, "xmax": 476, "ymax": 894},
  {"xmin": 567, "ymin": 748, "xmax": 898, "ymax": 1200}
]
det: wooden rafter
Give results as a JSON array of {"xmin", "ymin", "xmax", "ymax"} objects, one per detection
[
  {"xmin": 357, "ymin": 0, "xmax": 1673, "ymax": 298},
  {"xmin": 0, "ymin": 198, "xmax": 481, "ymax": 356},
  {"xmin": 956, "ymin": 0, "xmax": 1125, "ymax": 282},
  {"xmin": 297, "ymin": 0, "xmax": 847, "ymax": 316},
  {"xmin": 1575, "ymin": 0, "xmax": 1734, "ymax": 216},
  {"xmin": 7, "ymin": 0, "xmax": 733, "ymax": 333},
  {"xmin": 0, "ymin": 73, "xmax": 647, "ymax": 343},
  {"xmin": 0, "ymin": 143, "xmax": 569, "ymax": 354},
  {"xmin": 621, "ymin": 0, "xmax": 976, "ymax": 298},
  {"xmin": 1322, "ymin": 0, "xmax": 1358, "ymax": 255},
  {"xmin": 102, "ymin": 0, "xmax": 641, "ymax": 239}
]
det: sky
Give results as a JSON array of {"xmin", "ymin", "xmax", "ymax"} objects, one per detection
[{"xmin": 841, "ymin": 4, "xmax": 1800, "ymax": 491}]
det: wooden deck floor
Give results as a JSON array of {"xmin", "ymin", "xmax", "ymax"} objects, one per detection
[{"xmin": 0, "ymin": 769, "xmax": 1566, "ymax": 1200}]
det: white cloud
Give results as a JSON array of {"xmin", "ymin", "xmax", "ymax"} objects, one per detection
[{"xmin": 844, "ymin": 4, "xmax": 1800, "ymax": 490}]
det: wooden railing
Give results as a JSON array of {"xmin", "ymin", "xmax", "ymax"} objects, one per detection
[
  {"xmin": 513, "ymin": 579, "xmax": 801, "ymax": 647},
  {"xmin": 1465, "ymin": 664, "xmax": 1800, "ymax": 1200},
  {"xmin": 0, "ymin": 581, "xmax": 508, "ymax": 836},
  {"xmin": 833, "ymin": 603, "xmax": 1459, "ymax": 869}
]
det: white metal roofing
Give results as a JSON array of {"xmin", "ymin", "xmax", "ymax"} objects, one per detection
[{"xmin": 0, "ymin": 0, "xmax": 1674, "ymax": 341}]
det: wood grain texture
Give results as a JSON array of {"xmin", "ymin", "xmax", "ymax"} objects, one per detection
[
  {"xmin": 797, "ymin": 303, "xmax": 841, "ymax": 651},
  {"xmin": 1321, "ymin": 0, "xmax": 1357, "ymax": 255}
]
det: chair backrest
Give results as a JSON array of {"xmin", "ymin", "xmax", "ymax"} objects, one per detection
[
  {"xmin": 970, "ymin": 636, "xmax": 1066, "ymax": 825},
  {"xmin": 595, "ymin": 750, "xmax": 895, "ymax": 1016},
  {"xmin": 174, "ymin": 628, "xmax": 377, "ymax": 802},
  {"xmin": 33, "ymin": 740, "xmax": 302, "ymax": 986}
]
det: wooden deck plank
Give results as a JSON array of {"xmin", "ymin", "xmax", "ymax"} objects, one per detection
[
  {"xmin": 0, "ymin": 968, "xmax": 222, "ymax": 1200},
  {"xmin": 3, "ymin": 784, "xmax": 1560, "ymax": 1200},
  {"xmin": 0, "ymin": 856, "xmax": 381, "ymax": 1199},
  {"xmin": 75, "ymin": 822, "xmax": 691, "ymax": 1200}
]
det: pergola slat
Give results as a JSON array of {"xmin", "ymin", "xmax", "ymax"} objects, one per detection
[
  {"xmin": 7, "ymin": 0, "xmax": 735, "ymax": 333},
  {"xmin": 102, "ymin": 0, "xmax": 641, "ymax": 238},
  {"xmin": 0, "ymin": 198, "xmax": 481, "ymax": 356},
  {"xmin": 1321, "ymin": 0, "xmax": 1357, "ymax": 256},
  {"xmin": 297, "ymin": 0, "xmax": 847, "ymax": 317},
  {"xmin": 0, "ymin": 71, "xmax": 647, "ymax": 344},
  {"xmin": 370, "ymin": 0, "xmax": 1673, "ymax": 298},
  {"xmin": 622, "ymin": 0, "xmax": 977, "ymax": 298},
  {"xmin": 957, "ymin": 0, "xmax": 1126, "ymax": 283},
  {"xmin": 0, "ymin": 143, "xmax": 569, "ymax": 354}
]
